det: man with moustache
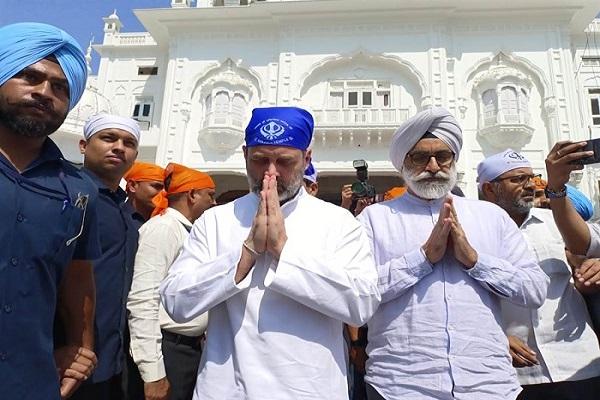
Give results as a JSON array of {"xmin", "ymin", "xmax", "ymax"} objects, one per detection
[
  {"xmin": 357, "ymin": 107, "xmax": 548, "ymax": 400},
  {"xmin": 0, "ymin": 22, "xmax": 100, "ymax": 399},
  {"xmin": 69, "ymin": 114, "xmax": 141, "ymax": 400},
  {"xmin": 160, "ymin": 106, "xmax": 380, "ymax": 400},
  {"xmin": 478, "ymin": 149, "xmax": 600, "ymax": 400}
]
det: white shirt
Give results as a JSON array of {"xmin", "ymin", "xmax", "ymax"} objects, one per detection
[
  {"xmin": 357, "ymin": 193, "xmax": 549, "ymax": 400},
  {"xmin": 127, "ymin": 207, "xmax": 209, "ymax": 382},
  {"xmin": 160, "ymin": 188, "xmax": 380, "ymax": 400},
  {"xmin": 501, "ymin": 208, "xmax": 600, "ymax": 385}
]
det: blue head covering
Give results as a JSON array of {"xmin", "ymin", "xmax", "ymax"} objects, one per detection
[
  {"xmin": 0, "ymin": 22, "xmax": 87, "ymax": 111},
  {"xmin": 303, "ymin": 162, "xmax": 317, "ymax": 183},
  {"xmin": 566, "ymin": 185, "xmax": 594, "ymax": 221},
  {"xmin": 245, "ymin": 107, "xmax": 314, "ymax": 150}
]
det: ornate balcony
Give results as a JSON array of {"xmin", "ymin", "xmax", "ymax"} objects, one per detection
[
  {"xmin": 198, "ymin": 111, "xmax": 245, "ymax": 151},
  {"xmin": 479, "ymin": 111, "xmax": 534, "ymax": 149}
]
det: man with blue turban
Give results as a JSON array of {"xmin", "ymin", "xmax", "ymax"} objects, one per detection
[
  {"xmin": 159, "ymin": 106, "xmax": 380, "ymax": 400},
  {"xmin": 0, "ymin": 23, "xmax": 99, "ymax": 400},
  {"xmin": 479, "ymin": 149, "xmax": 600, "ymax": 400},
  {"xmin": 358, "ymin": 109, "xmax": 548, "ymax": 400},
  {"xmin": 302, "ymin": 160, "xmax": 319, "ymax": 196}
]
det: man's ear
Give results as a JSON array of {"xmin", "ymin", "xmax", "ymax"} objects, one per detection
[
  {"xmin": 126, "ymin": 181, "xmax": 136, "ymax": 193},
  {"xmin": 79, "ymin": 139, "xmax": 87, "ymax": 154},
  {"xmin": 242, "ymin": 146, "xmax": 248, "ymax": 161},
  {"xmin": 480, "ymin": 182, "xmax": 497, "ymax": 202}
]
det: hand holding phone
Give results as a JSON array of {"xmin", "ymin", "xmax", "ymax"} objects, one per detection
[{"xmin": 570, "ymin": 138, "xmax": 600, "ymax": 165}]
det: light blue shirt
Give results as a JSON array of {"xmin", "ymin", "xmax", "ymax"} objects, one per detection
[{"xmin": 357, "ymin": 193, "xmax": 549, "ymax": 400}]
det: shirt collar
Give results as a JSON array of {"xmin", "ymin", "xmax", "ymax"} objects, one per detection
[
  {"xmin": 165, "ymin": 207, "xmax": 193, "ymax": 228},
  {"xmin": 520, "ymin": 207, "xmax": 544, "ymax": 228},
  {"xmin": 81, "ymin": 167, "xmax": 127, "ymax": 202},
  {"xmin": 402, "ymin": 190, "xmax": 448, "ymax": 207},
  {"xmin": 0, "ymin": 137, "xmax": 65, "ymax": 173}
]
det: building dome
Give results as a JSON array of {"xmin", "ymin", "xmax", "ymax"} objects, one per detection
[{"xmin": 59, "ymin": 79, "xmax": 116, "ymax": 136}]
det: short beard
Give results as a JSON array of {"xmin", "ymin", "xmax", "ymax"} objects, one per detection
[
  {"xmin": 495, "ymin": 185, "xmax": 534, "ymax": 215},
  {"xmin": 0, "ymin": 99, "xmax": 65, "ymax": 138},
  {"xmin": 248, "ymin": 172, "xmax": 304, "ymax": 203},
  {"xmin": 403, "ymin": 163, "xmax": 458, "ymax": 200}
]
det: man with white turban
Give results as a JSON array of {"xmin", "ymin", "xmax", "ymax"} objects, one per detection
[
  {"xmin": 64, "ymin": 114, "xmax": 141, "ymax": 400},
  {"xmin": 357, "ymin": 107, "xmax": 548, "ymax": 400},
  {"xmin": 0, "ymin": 22, "xmax": 100, "ymax": 399},
  {"xmin": 479, "ymin": 149, "xmax": 600, "ymax": 400}
]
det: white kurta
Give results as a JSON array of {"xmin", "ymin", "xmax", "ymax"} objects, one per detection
[
  {"xmin": 357, "ymin": 193, "xmax": 549, "ymax": 400},
  {"xmin": 502, "ymin": 208, "xmax": 600, "ymax": 385},
  {"xmin": 127, "ymin": 208, "xmax": 208, "ymax": 382},
  {"xmin": 160, "ymin": 188, "xmax": 380, "ymax": 400}
]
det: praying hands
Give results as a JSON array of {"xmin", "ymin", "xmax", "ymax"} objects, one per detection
[
  {"xmin": 235, "ymin": 174, "xmax": 288, "ymax": 283},
  {"xmin": 422, "ymin": 196, "xmax": 478, "ymax": 268}
]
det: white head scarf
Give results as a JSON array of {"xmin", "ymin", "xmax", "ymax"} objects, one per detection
[
  {"xmin": 389, "ymin": 107, "xmax": 462, "ymax": 172},
  {"xmin": 476, "ymin": 149, "xmax": 532, "ymax": 190},
  {"xmin": 83, "ymin": 114, "xmax": 141, "ymax": 142}
]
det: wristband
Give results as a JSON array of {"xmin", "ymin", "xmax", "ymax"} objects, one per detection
[
  {"xmin": 243, "ymin": 241, "xmax": 261, "ymax": 257},
  {"xmin": 545, "ymin": 185, "xmax": 567, "ymax": 199}
]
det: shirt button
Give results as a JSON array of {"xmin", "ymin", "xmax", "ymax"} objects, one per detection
[
  {"xmin": 0, "ymin": 352, "xmax": 6, "ymax": 361},
  {"xmin": 16, "ymin": 213, "xmax": 24, "ymax": 222},
  {"xmin": 448, "ymin": 325, "xmax": 454, "ymax": 331},
  {"xmin": 3, "ymin": 305, "xmax": 12, "ymax": 314},
  {"xmin": 10, "ymin": 257, "xmax": 18, "ymax": 266}
]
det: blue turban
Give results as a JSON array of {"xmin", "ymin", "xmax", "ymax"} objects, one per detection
[
  {"xmin": 245, "ymin": 107, "xmax": 314, "ymax": 150},
  {"xmin": 0, "ymin": 22, "xmax": 87, "ymax": 111},
  {"xmin": 303, "ymin": 162, "xmax": 317, "ymax": 183},
  {"xmin": 566, "ymin": 185, "xmax": 594, "ymax": 221}
]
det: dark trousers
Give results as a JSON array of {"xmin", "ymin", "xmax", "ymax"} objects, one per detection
[
  {"xmin": 70, "ymin": 374, "xmax": 123, "ymax": 400},
  {"xmin": 161, "ymin": 330, "xmax": 203, "ymax": 400},
  {"xmin": 517, "ymin": 375, "xmax": 600, "ymax": 400},
  {"xmin": 365, "ymin": 383, "xmax": 387, "ymax": 400}
]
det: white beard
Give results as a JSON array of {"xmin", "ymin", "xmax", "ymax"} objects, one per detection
[{"xmin": 402, "ymin": 163, "xmax": 458, "ymax": 200}]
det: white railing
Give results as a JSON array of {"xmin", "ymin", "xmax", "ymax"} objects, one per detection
[
  {"xmin": 312, "ymin": 108, "xmax": 410, "ymax": 127},
  {"xmin": 483, "ymin": 110, "xmax": 531, "ymax": 127},
  {"xmin": 118, "ymin": 33, "xmax": 156, "ymax": 46},
  {"xmin": 202, "ymin": 111, "xmax": 245, "ymax": 129}
]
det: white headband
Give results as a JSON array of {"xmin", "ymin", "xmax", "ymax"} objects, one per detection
[
  {"xmin": 476, "ymin": 149, "xmax": 532, "ymax": 190},
  {"xmin": 83, "ymin": 113, "xmax": 141, "ymax": 142}
]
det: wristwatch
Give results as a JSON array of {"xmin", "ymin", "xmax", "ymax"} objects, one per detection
[{"xmin": 544, "ymin": 185, "xmax": 567, "ymax": 199}]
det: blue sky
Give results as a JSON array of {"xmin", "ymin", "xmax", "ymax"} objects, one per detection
[{"xmin": 0, "ymin": 0, "xmax": 173, "ymax": 73}]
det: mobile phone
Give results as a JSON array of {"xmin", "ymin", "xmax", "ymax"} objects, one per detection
[{"xmin": 571, "ymin": 137, "xmax": 600, "ymax": 165}]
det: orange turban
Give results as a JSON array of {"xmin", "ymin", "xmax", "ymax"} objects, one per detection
[
  {"xmin": 151, "ymin": 163, "xmax": 215, "ymax": 217},
  {"xmin": 384, "ymin": 186, "xmax": 407, "ymax": 201},
  {"xmin": 532, "ymin": 176, "xmax": 547, "ymax": 190},
  {"xmin": 124, "ymin": 162, "xmax": 164, "ymax": 183}
]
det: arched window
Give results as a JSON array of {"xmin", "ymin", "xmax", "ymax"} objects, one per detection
[
  {"xmin": 214, "ymin": 91, "xmax": 229, "ymax": 124},
  {"xmin": 231, "ymin": 94, "xmax": 247, "ymax": 128},
  {"xmin": 481, "ymin": 89, "xmax": 498, "ymax": 126},
  {"xmin": 500, "ymin": 86, "xmax": 518, "ymax": 122}
]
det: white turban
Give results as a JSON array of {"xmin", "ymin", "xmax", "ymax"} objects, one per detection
[
  {"xmin": 389, "ymin": 107, "xmax": 462, "ymax": 172},
  {"xmin": 476, "ymin": 149, "xmax": 531, "ymax": 190},
  {"xmin": 83, "ymin": 114, "xmax": 141, "ymax": 142}
]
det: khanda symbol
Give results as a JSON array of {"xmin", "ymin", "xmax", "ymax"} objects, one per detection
[{"xmin": 260, "ymin": 121, "xmax": 285, "ymax": 140}]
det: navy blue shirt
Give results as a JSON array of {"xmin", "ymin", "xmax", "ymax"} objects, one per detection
[
  {"xmin": 0, "ymin": 139, "xmax": 101, "ymax": 400},
  {"xmin": 81, "ymin": 168, "xmax": 139, "ymax": 383}
]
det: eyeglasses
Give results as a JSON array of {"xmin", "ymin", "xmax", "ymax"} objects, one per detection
[
  {"xmin": 493, "ymin": 173, "xmax": 542, "ymax": 186},
  {"xmin": 406, "ymin": 150, "xmax": 455, "ymax": 167}
]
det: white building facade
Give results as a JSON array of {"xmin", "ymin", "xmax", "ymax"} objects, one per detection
[{"xmin": 56, "ymin": 0, "xmax": 600, "ymax": 204}]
